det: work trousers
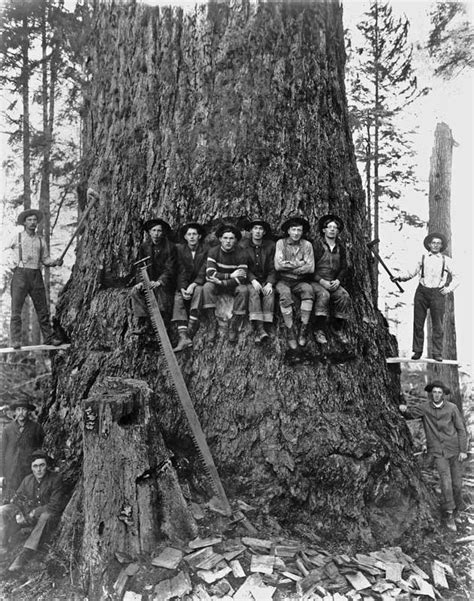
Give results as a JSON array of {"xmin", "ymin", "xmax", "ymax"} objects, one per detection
[
  {"xmin": 413, "ymin": 285, "xmax": 445, "ymax": 355},
  {"xmin": 275, "ymin": 280, "xmax": 314, "ymax": 309},
  {"xmin": 311, "ymin": 282, "xmax": 351, "ymax": 320},
  {"xmin": 248, "ymin": 284, "xmax": 274, "ymax": 323},
  {"xmin": 130, "ymin": 286, "xmax": 172, "ymax": 321},
  {"xmin": 171, "ymin": 286, "xmax": 203, "ymax": 322},
  {"xmin": 434, "ymin": 455, "xmax": 463, "ymax": 512},
  {"xmin": 10, "ymin": 268, "xmax": 52, "ymax": 344},
  {"xmin": 0, "ymin": 504, "xmax": 57, "ymax": 551},
  {"xmin": 202, "ymin": 282, "xmax": 248, "ymax": 316}
]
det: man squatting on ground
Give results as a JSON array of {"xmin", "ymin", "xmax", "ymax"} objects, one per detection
[
  {"xmin": 4, "ymin": 209, "xmax": 63, "ymax": 349},
  {"xmin": 239, "ymin": 219, "xmax": 276, "ymax": 344},
  {"xmin": 202, "ymin": 224, "xmax": 249, "ymax": 344},
  {"xmin": 392, "ymin": 232, "xmax": 459, "ymax": 361},
  {"xmin": 312, "ymin": 214, "xmax": 351, "ymax": 345},
  {"xmin": 130, "ymin": 218, "xmax": 177, "ymax": 333},
  {"xmin": 172, "ymin": 222, "xmax": 208, "ymax": 352},
  {"xmin": 0, "ymin": 450, "xmax": 66, "ymax": 571},
  {"xmin": 274, "ymin": 217, "xmax": 315, "ymax": 350},
  {"xmin": 399, "ymin": 380, "xmax": 467, "ymax": 532},
  {"xmin": 2, "ymin": 401, "xmax": 44, "ymax": 503}
]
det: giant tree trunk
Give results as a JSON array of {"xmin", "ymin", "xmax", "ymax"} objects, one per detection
[
  {"xmin": 46, "ymin": 0, "xmax": 432, "ymax": 569},
  {"xmin": 426, "ymin": 122, "xmax": 461, "ymax": 410}
]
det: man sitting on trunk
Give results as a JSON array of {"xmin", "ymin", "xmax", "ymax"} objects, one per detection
[
  {"xmin": 0, "ymin": 450, "xmax": 66, "ymax": 571},
  {"xmin": 274, "ymin": 217, "xmax": 314, "ymax": 350},
  {"xmin": 172, "ymin": 222, "xmax": 208, "ymax": 352},
  {"xmin": 311, "ymin": 215, "xmax": 351, "ymax": 345},
  {"xmin": 240, "ymin": 219, "xmax": 276, "ymax": 344},
  {"xmin": 202, "ymin": 224, "xmax": 248, "ymax": 343}
]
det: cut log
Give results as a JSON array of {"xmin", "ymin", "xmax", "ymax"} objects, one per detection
[{"xmin": 81, "ymin": 377, "xmax": 196, "ymax": 597}]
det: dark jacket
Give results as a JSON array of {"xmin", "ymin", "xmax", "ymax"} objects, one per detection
[
  {"xmin": 403, "ymin": 400, "xmax": 467, "ymax": 458},
  {"xmin": 239, "ymin": 238, "xmax": 277, "ymax": 285},
  {"xmin": 12, "ymin": 470, "xmax": 66, "ymax": 518},
  {"xmin": 135, "ymin": 239, "xmax": 177, "ymax": 293},
  {"xmin": 176, "ymin": 242, "xmax": 208, "ymax": 290},
  {"xmin": 313, "ymin": 238, "xmax": 348, "ymax": 283},
  {"xmin": 2, "ymin": 420, "xmax": 44, "ymax": 495}
]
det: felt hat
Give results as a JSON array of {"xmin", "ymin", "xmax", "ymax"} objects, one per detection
[
  {"xmin": 17, "ymin": 209, "xmax": 43, "ymax": 226},
  {"xmin": 215, "ymin": 223, "xmax": 242, "ymax": 241},
  {"xmin": 424, "ymin": 380, "xmax": 450, "ymax": 394},
  {"xmin": 143, "ymin": 218, "xmax": 171, "ymax": 233},
  {"xmin": 179, "ymin": 222, "xmax": 207, "ymax": 239},
  {"xmin": 10, "ymin": 400, "xmax": 36, "ymax": 412},
  {"xmin": 423, "ymin": 232, "xmax": 447, "ymax": 252},
  {"xmin": 281, "ymin": 216, "xmax": 310, "ymax": 235},
  {"xmin": 30, "ymin": 449, "xmax": 53, "ymax": 465},
  {"xmin": 318, "ymin": 214, "xmax": 344, "ymax": 233},
  {"xmin": 247, "ymin": 219, "xmax": 272, "ymax": 236}
]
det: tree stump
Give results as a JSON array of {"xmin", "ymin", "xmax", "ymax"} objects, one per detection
[{"xmin": 81, "ymin": 377, "xmax": 196, "ymax": 597}]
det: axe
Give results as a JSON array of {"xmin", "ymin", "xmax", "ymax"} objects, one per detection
[
  {"xmin": 367, "ymin": 238, "xmax": 404, "ymax": 293},
  {"xmin": 58, "ymin": 188, "xmax": 99, "ymax": 262}
]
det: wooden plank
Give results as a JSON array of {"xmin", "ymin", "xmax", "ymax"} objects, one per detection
[
  {"xmin": 250, "ymin": 555, "xmax": 275, "ymax": 575},
  {"xmin": 151, "ymin": 547, "xmax": 183, "ymax": 570},
  {"xmin": 386, "ymin": 357, "xmax": 458, "ymax": 365},
  {"xmin": 230, "ymin": 559, "xmax": 246, "ymax": 578},
  {"xmin": 345, "ymin": 571, "xmax": 371, "ymax": 591},
  {"xmin": 431, "ymin": 561, "xmax": 449, "ymax": 589},
  {"xmin": 188, "ymin": 536, "xmax": 222, "ymax": 550},
  {"xmin": 0, "ymin": 343, "xmax": 70, "ymax": 354}
]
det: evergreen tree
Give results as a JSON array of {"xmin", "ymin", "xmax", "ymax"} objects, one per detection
[{"xmin": 346, "ymin": 0, "xmax": 428, "ymax": 299}]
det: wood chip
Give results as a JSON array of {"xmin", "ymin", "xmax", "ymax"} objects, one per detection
[
  {"xmin": 197, "ymin": 565, "xmax": 232, "ymax": 584},
  {"xmin": 191, "ymin": 583, "xmax": 213, "ymax": 600},
  {"xmin": 184, "ymin": 547, "xmax": 214, "ymax": 568},
  {"xmin": 151, "ymin": 547, "xmax": 183, "ymax": 570},
  {"xmin": 281, "ymin": 571, "xmax": 303, "ymax": 582},
  {"xmin": 431, "ymin": 560, "xmax": 449, "ymax": 589},
  {"xmin": 242, "ymin": 536, "xmax": 273, "ymax": 549},
  {"xmin": 196, "ymin": 551, "xmax": 225, "ymax": 570},
  {"xmin": 297, "ymin": 570, "xmax": 324, "ymax": 596},
  {"xmin": 410, "ymin": 563, "xmax": 429, "ymax": 580},
  {"xmin": 233, "ymin": 510, "xmax": 259, "ymax": 535},
  {"xmin": 230, "ymin": 559, "xmax": 246, "ymax": 578},
  {"xmin": 408, "ymin": 575, "xmax": 436, "ymax": 599},
  {"xmin": 153, "ymin": 571, "xmax": 192, "ymax": 600},
  {"xmin": 274, "ymin": 545, "xmax": 299, "ymax": 557},
  {"xmin": 189, "ymin": 502, "xmax": 205, "ymax": 520},
  {"xmin": 189, "ymin": 536, "xmax": 222, "ymax": 549},
  {"xmin": 222, "ymin": 547, "xmax": 245, "ymax": 561},
  {"xmin": 296, "ymin": 557, "xmax": 309, "ymax": 576},
  {"xmin": 345, "ymin": 571, "xmax": 371, "ymax": 591},
  {"xmin": 250, "ymin": 554, "xmax": 275, "ymax": 574},
  {"xmin": 384, "ymin": 561, "xmax": 404, "ymax": 583},
  {"xmin": 123, "ymin": 594, "xmax": 141, "ymax": 601},
  {"xmin": 209, "ymin": 577, "xmax": 234, "ymax": 597}
]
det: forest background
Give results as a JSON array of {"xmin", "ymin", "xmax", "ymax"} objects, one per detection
[{"xmin": 0, "ymin": 0, "xmax": 472, "ymax": 374}]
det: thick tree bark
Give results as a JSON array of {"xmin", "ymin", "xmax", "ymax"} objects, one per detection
[
  {"xmin": 426, "ymin": 122, "xmax": 461, "ymax": 410},
  {"xmin": 46, "ymin": 0, "xmax": 433, "ymax": 569}
]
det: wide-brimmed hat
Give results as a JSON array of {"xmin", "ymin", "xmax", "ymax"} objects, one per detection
[
  {"xmin": 246, "ymin": 219, "xmax": 272, "ymax": 236},
  {"xmin": 215, "ymin": 223, "xmax": 242, "ymax": 241},
  {"xmin": 425, "ymin": 380, "xmax": 450, "ymax": 394},
  {"xmin": 10, "ymin": 400, "xmax": 35, "ymax": 412},
  {"xmin": 423, "ymin": 232, "xmax": 447, "ymax": 252},
  {"xmin": 281, "ymin": 217, "xmax": 310, "ymax": 235},
  {"xmin": 179, "ymin": 222, "xmax": 207, "ymax": 239},
  {"xmin": 17, "ymin": 209, "xmax": 43, "ymax": 226},
  {"xmin": 143, "ymin": 218, "xmax": 171, "ymax": 233},
  {"xmin": 30, "ymin": 449, "xmax": 53, "ymax": 465},
  {"xmin": 318, "ymin": 214, "xmax": 344, "ymax": 233}
]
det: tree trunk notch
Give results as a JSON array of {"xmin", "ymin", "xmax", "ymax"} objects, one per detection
[{"xmin": 82, "ymin": 377, "xmax": 196, "ymax": 596}]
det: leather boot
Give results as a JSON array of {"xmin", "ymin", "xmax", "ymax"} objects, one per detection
[
  {"xmin": 207, "ymin": 318, "xmax": 219, "ymax": 342},
  {"xmin": 286, "ymin": 325, "xmax": 298, "ymax": 350},
  {"xmin": 298, "ymin": 323, "xmax": 309, "ymax": 347},
  {"xmin": 333, "ymin": 320, "xmax": 349, "ymax": 345},
  {"xmin": 228, "ymin": 315, "xmax": 243, "ymax": 343},
  {"xmin": 187, "ymin": 318, "xmax": 200, "ymax": 339},
  {"xmin": 173, "ymin": 330, "xmax": 193, "ymax": 352},
  {"xmin": 253, "ymin": 321, "xmax": 268, "ymax": 344}
]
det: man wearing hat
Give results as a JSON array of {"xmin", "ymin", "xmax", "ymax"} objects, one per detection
[
  {"xmin": 239, "ymin": 219, "xmax": 276, "ymax": 343},
  {"xmin": 202, "ymin": 224, "xmax": 249, "ymax": 343},
  {"xmin": 311, "ymin": 215, "xmax": 351, "ymax": 345},
  {"xmin": 0, "ymin": 449, "xmax": 66, "ymax": 570},
  {"xmin": 171, "ymin": 222, "xmax": 209, "ymax": 352},
  {"xmin": 392, "ymin": 233, "xmax": 459, "ymax": 361},
  {"xmin": 2, "ymin": 400, "xmax": 44, "ymax": 502},
  {"xmin": 4, "ymin": 209, "xmax": 63, "ymax": 349},
  {"xmin": 274, "ymin": 217, "xmax": 314, "ymax": 349},
  {"xmin": 130, "ymin": 217, "xmax": 177, "ymax": 333},
  {"xmin": 399, "ymin": 381, "xmax": 467, "ymax": 531}
]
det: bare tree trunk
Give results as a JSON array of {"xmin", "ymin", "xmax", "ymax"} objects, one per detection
[
  {"xmin": 427, "ymin": 122, "xmax": 461, "ymax": 411},
  {"xmin": 45, "ymin": 2, "xmax": 432, "ymax": 583}
]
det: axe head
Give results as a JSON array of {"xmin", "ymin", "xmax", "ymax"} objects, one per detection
[{"xmin": 367, "ymin": 238, "xmax": 380, "ymax": 249}]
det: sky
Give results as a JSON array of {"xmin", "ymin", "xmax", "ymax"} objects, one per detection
[{"xmin": 0, "ymin": 0, "xmax": 472, "ymax": 370}]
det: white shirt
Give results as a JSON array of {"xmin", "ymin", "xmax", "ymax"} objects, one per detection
[
  {"xmin": 398, "ymin": 252, "xmax": 459, "ymax": 293},
  {"xmin": 4, "ymin": 232, "xmax": 54, "ymax": 269}
]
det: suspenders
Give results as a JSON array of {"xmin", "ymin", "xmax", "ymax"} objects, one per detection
[
  {"xmin": 421, "ymin": 254, "xmax": 447, "ymax": 287},
  {"xmin": 17, "ymin": 232, "xmax": 43, "ymax": 267}
]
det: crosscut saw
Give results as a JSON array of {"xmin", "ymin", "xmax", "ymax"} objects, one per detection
[{"xmin": 135, "ymin": 257, "xmax": 232, "ymax": 516}]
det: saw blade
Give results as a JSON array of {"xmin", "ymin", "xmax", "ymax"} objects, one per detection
[{"xmin": 139, "ymin": 266, "xmax": 232, "ymax": 516}]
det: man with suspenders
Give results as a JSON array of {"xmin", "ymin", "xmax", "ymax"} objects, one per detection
[
  {"xmin": 392, "ymin": 233, "xmax": 459, "ymax": 361},
  {"xmin": 4, "ymin": 209, "xmax": 63, "ymax": 349}
]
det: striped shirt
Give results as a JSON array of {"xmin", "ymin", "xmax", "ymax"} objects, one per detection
[{"xmin": 206, "ymin": 245, "xmax": 248, "ymax": 287}]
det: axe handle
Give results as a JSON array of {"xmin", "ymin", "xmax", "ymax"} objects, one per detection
[
  {"xmin": 368, "ymin": 246, "xmax": 404, "ymax": 293},
  {"xmin": 58, "ymin": 193, "xmax": 98, "ymax": 262}
]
